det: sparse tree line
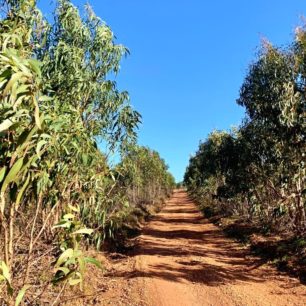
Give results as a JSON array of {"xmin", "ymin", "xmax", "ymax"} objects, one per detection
[
  {"xmin": 0, "ymin": 0, "xmax": 174, "ymax": 304},
  {"xmin": 184, "ymin": 26, "xmax": 305, "ymax": 236}
]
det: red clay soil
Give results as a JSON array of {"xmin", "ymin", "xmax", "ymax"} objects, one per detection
[{"xmin": 125, "ymin": 190, "xmax": 306, "ymax": 306}]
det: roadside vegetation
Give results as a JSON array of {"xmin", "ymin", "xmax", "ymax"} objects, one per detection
[
  {"xmin": 0, "ymin": 0, "xmax": 175, "ymax": 304},
  {"xmin": 184, "ymin": 26, "xmax": 306, "ymax": 280}
]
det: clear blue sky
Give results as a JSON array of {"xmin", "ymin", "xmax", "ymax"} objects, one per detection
[{"xmin": 39, "ymin": 0, "xmax": 306, "ymax": 182}]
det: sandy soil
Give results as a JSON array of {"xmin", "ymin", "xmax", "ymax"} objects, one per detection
[{"xmin": 125, "ymin": 190, "xmax": 306, "ymax": 306}]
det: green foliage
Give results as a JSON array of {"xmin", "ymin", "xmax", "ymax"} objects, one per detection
[
  {"xmin": 15, "ymin": 285, "xmax": 31, "ymax": 306},
  {"xmin": 118, "ymin": 146, "xmax": 175, "ymax": 206},
  {"xmin": 0, "ymin": 261, "xmax": 12, "ymax": 295},
  {"xmin": 39, "ymin": 0, "xmax": 141, "ymax": 150},
  {"xmin": 185, "ymin": 26, "xmax": 306, "ymax": 235},
  {"xmin": 78, "ymin": 145, "xmax": 175, "ymax": 249},
  {"xmin": 0, "ymin": 0, "xmax": 174, "ymax": 303}
]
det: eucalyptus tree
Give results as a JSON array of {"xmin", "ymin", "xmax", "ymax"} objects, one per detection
[
  {"xmin": 39, "ymin": 0, "xmax": 141, "ymax": 150},
  {"xmin": 237, "ymin": 37, "xmax": 305, "ymax": 232},
  {"xmin": 118, "ymin": 146, "xmax": 175, "ymax": 206},
  {"xmin": 185, "ymin": 25, "xmax": 306, "ymax": 234},
  {"xmin": 0, "ymin": 0, "xmax": 142, "ymax": 303}
]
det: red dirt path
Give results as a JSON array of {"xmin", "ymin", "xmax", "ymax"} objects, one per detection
[{"xmin": 129, "ymin": 190, "xmax": 306, "ymax": 306}]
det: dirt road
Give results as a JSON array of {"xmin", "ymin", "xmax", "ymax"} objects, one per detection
[{"xmin": 128, "ymin": 190, "xmax": 305, "ymax": 306}]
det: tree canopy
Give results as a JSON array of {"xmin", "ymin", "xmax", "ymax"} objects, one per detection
[{"xmin": 184, "ymin": 26, "xmax": 306, "ymax": 234}]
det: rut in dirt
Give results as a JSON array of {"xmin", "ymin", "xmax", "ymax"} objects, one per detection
[{"xmin": 114, "ymin": 190, "xmax": 306, "ymax": 306}]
